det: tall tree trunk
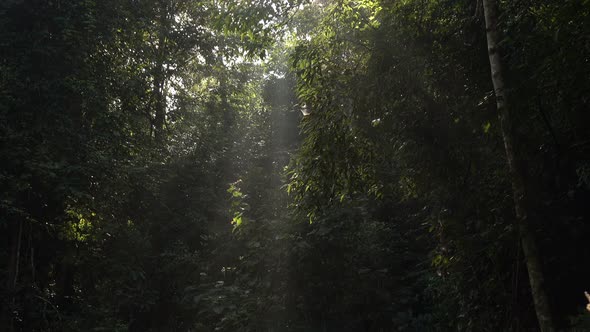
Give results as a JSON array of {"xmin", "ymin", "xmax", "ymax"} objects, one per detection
[
  {"xmin": 153, "ymin": 65, "xmax": 166, "ymax": 142},
  {"xmin": 481, "ymin": 0, "xmax": 555, "ymax": 330},
  {"xmin": 153, "ymin": 0, "xmax": 168, "ymax": 142}
]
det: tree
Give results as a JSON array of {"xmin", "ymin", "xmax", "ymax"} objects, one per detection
[{"xmin": 482, "ymin": 0, "xmax": 555, "ymax": 330}]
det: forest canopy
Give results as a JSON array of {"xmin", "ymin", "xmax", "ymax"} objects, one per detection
[{"xmin": 1, "ymin": 0, "xmax": 590, "ymax": 331}]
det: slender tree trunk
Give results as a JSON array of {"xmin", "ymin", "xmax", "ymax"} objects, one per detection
[
  {"xmin": 153, "ymin": 65, "xmax": 166, "ymax": 141},
  {"xmin": 481, "ymin": 0, "xmax": 555, "ymax": 330},
  {"xmin": 153, "ymin": 0, "xmax": 168, "ymax": 142}
]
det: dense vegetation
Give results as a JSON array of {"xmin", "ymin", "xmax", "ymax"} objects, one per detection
[{"xmin": 1, "ymin": 0, "xmax": 589, "ymax": 331}]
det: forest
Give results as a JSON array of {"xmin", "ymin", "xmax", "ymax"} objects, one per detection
[{"xmin": 1, "ymin": 0, "xmax": 590, "ymax": 331}]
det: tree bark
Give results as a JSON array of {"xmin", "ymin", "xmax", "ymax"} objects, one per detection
[{"xmin": 481, "ymin": 0, "xmax": 555, "ymax": 331}]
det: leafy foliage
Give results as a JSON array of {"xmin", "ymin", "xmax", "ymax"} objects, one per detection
[{"xmin": 1, "ymin": 0, "xmax": 589, "ymax": 331}]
